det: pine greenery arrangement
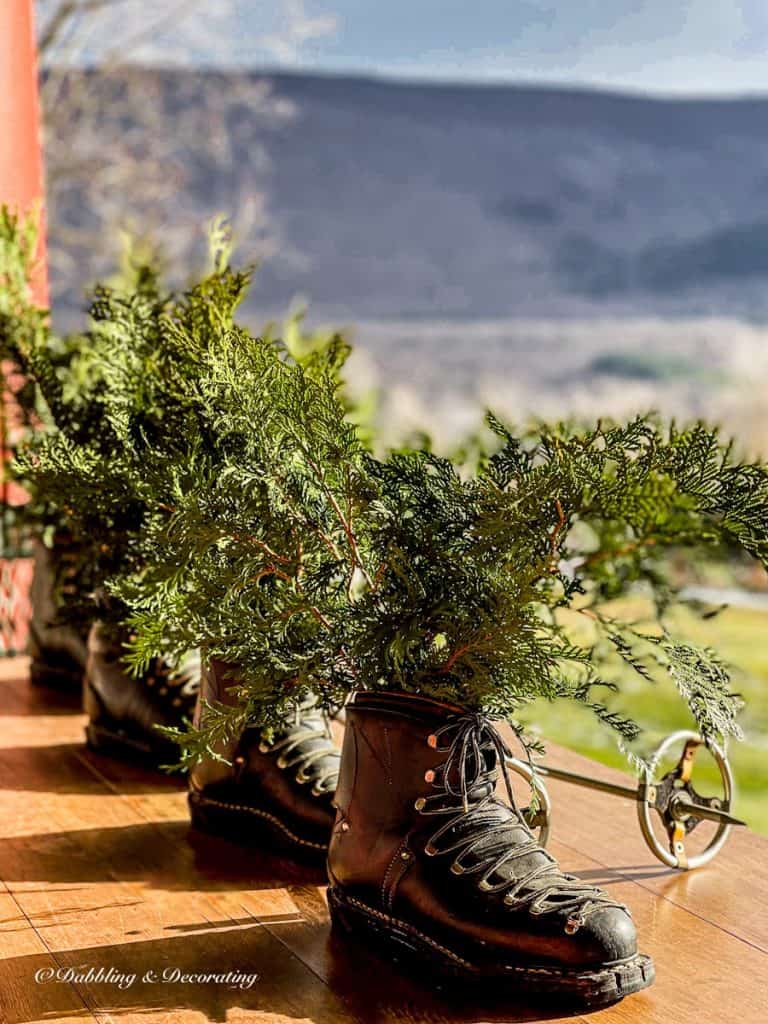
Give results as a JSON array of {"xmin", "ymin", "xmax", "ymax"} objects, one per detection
[
  {"xmin": 9, "ymin": 207, "xmax": 768, "ymax": 772},
  {"xmin": 1, "ymin": 210, "xmax": 175, "ymax": 630},
  {"xmin": 118, "ymin": 366, "xmax": 768, "ymax": 768},
  {"xmin": 2, "ymin": 210, "xmax": 249, "ymax": 634},
  {"xmin": 111, "ymin": 290, "xmax": 375, "ymax": 738},
  {"xmin": 326, "ymin": 416, "xmax": 768, "ymax": 760},
  {"xmin": 10, "ymin": 215, "xmax": 362, "ymax": 671}
]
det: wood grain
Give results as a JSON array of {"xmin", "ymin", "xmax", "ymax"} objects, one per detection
[{"xmin": 0, "ymin": 660, "xmax": 765, "ymax": 1023}]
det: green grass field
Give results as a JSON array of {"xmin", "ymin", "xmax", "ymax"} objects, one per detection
[{"xmin": 520, "ymin": 602, "xmax": 768, "ymax": 835}]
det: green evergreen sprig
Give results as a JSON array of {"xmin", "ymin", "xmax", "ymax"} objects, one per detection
[
  {"xmin": 8, "ymin": 207, "xmax": 766, "ymax": 768},
  {"xmin": 316, "ymin": 415, "xmax": 762, "ymax": 756}
]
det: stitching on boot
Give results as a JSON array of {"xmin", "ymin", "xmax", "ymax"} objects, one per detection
[
  {"xmin": 339, "ymin": 893, "xmax": 647, "ymax": 983},
  {"xmin": 196, "ymin": 795, "xmax": 327, "ymax": 851},
  {"xmin": 381, "ymin": 848, "xmax": 400, "ymax": 908},
  {"xmin": 344, "ymin": 892, "xmax": 474, "ymax": 969},
  {"xmin": 381, "ymin": 835, "xmax": 414, "ymax": 912}
]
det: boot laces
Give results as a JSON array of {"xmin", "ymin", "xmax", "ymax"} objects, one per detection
[
  {"xmin": 146, "ymin": 651, "xmax": 200, "ymax": 707},
  {"xmin": 417, "ymin": 714, "xmax": 626, "ymax": 929},
  {"xmin": 261, "ymin": 699, "xmax": 339, "ymax": 795},
  {"xmin": 165, "ymin": 650, "xmax": 201, "ymax": 699}
]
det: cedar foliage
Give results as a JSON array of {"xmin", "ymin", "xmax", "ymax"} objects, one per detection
[
  {"xmin": 331, "ymin": 417, "xmax": 765, "ymax": 760},
  {"xmin": 2, "ymin": 208, "xmax": 201, "ymax": 627},
  {"xmin": 1, "ymin": 207, "xmax": 97, "ymax": 588},
  {"xmin": 119, "ymin": 356, "xmax": 767, "ymax": 765},
  {"xmin": 5, "ymin": 209, "xmax": 768, "ymax": 769},
  {"xmin": 9, "ymin": 213, "xmax": 367, "ymax": 689}
]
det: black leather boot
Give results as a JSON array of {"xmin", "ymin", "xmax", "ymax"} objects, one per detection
[
  {"xmin": 328, "ymin": 691, "xmax": 654, "ymax": 1007},
  {"xmin": 188, "ymin": 660, "xmax": 340, "ymax": 863},
  {"xmin": 84, "ymin": 622, "xmax": 200, "ymax": 764},
  {"xmin": 28, "ymin": 537, "xmax": 88, "ymax": 689}
]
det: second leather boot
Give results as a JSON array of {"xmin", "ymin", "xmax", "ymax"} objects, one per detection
[
  {"xmin": 84, "ymin": 622, "xmax": 200, "ymax": 764},
  {"xmin": 328, "ymin": 690, "xmax": 654, "ymax": 1007},
  {"xmin": 188, "ymin": 659, "xmax": 340, "ymax": 862}
]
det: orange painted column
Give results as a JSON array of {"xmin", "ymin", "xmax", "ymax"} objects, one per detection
[
  {"xmin": 0, "ymin": 0, "xmax": 48, "ymax": 302},
  {"xmin": 0, "ymin": 0, "xmax": 46, "ymax": 653}
]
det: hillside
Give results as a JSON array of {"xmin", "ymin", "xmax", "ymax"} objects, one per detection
[
  {"xmin": 256, "ymin": 72, "xmax": 768, "ymax": 320},
  {"xmin": 48, "ymin": 68, "xmax": 768, "ymax": 321},
  {"xmin": 44, "ymin": 69, "xmax": 768, "ymax": 441}
]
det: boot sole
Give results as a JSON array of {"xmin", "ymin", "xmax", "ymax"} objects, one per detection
[
  {"xmin": 327, "ymin": 886, "xmax": 655, "ymax": 1008},
  {"xmin": 85, "ymin": 720, "xmax": 178, "ymax": 768},
  {"xmin": 188, "ymin": 790, "xmax": 328, "ymax": 863}
]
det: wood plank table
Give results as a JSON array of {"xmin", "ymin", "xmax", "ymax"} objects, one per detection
[{"xmin": 1, "ymin": 658, "xmax": 766, "ymax": 1023}]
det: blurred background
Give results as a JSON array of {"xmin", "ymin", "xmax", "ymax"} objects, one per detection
[{"xmin": 35, "ymin": 0, "xmax": 768, "ymax": 828}]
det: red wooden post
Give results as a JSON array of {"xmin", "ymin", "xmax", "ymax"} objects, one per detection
[{"xmin": 0, "ymin": 0, "xmax": 47, "ymax": 653}]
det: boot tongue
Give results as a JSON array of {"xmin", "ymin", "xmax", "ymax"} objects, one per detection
[
  {"xmin": 444, "ymin": 798, "xmax": 554, "ymax": 885},
  {"xmin": 439, "ymin": 731, "xmax": 553, "ymax": 881}
]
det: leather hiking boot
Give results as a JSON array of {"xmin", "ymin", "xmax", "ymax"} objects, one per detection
[
  {"xmin": 188, "ymin": 659, "xmax": 339, "ymax": 863},
  {"xmin": 84, "ymin": 622, "xmax": 200, "ymax": 764},
  {"xmin": 327, "ymin": 691, "xmax": 654, "ymax": 1007},
  {"xmin": 28, "ymin": 537, "xmax": 89, "ymax": 689}
]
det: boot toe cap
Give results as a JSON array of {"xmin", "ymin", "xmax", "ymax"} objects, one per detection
[{"xmin": 579, "ymin": 906, "xmax": 638, "ymax": 964}]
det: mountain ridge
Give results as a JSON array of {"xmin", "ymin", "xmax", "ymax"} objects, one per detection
[{"xmin": 48, "ymin": 66, "xmax": 768, "ymax": 321}]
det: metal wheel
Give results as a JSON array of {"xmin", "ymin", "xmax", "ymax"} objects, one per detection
[{"xmin": 637, "ymin": 730, "xmax": 737, "ymax": 870}]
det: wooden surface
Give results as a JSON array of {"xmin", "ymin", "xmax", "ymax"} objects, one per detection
[{"xmin": 0, "ymin": 658, "xmax": 766, "ymax": 1024}]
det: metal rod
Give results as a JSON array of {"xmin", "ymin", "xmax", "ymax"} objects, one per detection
[
  {"xmin": 537, "ymin": 763, "xmax": 640, "ymax": 801},
  {"xmin": 671, "ymin": 797, "xmax": 746, "ymax": 828}
]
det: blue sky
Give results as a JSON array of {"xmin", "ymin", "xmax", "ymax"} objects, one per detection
[{"xmin": 46, "ymin": 0, "xmax": 768, "ymax": 96}]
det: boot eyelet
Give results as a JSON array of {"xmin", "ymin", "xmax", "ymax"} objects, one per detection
[
  {"xmin": 276, "ymin": 756, "xmax": 289, "ymax": 769},
  {"xmin": 414, "ymin": 797, "xmax": 426, "ymax": 811},
  {"xmin": 424, "ymin": 843, "xmax": 437, "ymax": 856},
  {"xmin": 258, "ymin": 741, "xmax": 271, "ymax": 754},
  {"xmin": 450, "ymin": 862, "xmax": 465, "ymax": 875},
  {"xmin": 424, "ymin": 769, "xmax": 436, "ymax": 783},
  {"xmin": 427, "ymin": 734, "xmax": 438, "ymax": 748},
  {"xmin": 477, "ymin": 879, "xmax": 493, "ymax": 892},
  {"xmin": 295, "ymin": 770, "xmax": 310, "ymax": 784}
]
